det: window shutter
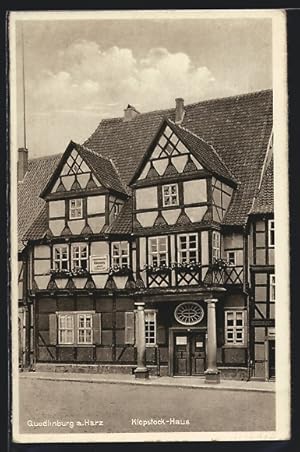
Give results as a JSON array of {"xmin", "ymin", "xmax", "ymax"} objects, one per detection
[
  {"xmin": 125, "ymin": 311, "xmax": 135, "ymax": 345},
  {"xmin": 157, "ymin": 325, "xmax": 166, "ymax": 345},
  {"xmin": 49, "ymin": 314, "xmax": 57, "ymax": 345},
  {"xmin": 93, "ymin": 313, "xmax": 102, "ymax": 345}
]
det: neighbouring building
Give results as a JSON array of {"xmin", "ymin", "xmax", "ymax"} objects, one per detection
[{"xmin": 17, "ymin": 90, "xmax": 275, "ymax": 381}]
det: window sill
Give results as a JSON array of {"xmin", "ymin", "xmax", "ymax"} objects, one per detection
[
  {"xmin": 57, "ymin": 344, "xmax": 95, "ymax": 348},
  {"xmin": 222, "ymin": 344, "xmax": 246, "ymax": 349}
]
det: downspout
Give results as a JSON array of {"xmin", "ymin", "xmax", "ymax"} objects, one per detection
[{"xmin": 243, "ymin": 224, "xmax": 252, "ymax": 381}]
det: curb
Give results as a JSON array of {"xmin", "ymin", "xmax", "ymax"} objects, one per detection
[{"xmin": 19, "ymin": 373, "xmax": 275, "ymax": 394}]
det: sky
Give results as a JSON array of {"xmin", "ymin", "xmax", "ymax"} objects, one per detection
[{"xmin": 14, "ymin": 14, "xmax": 273, "ymax": 158}]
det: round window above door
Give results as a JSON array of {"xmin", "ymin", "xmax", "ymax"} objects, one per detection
[{"xmin": 174, "ymin": 302, "xmax": 204, "ymax": 326}]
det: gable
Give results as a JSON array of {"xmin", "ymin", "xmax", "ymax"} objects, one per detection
[
  {"xmin": 51, "ymin": 147, "xmax": 101, "ymax": 194},
  {"xmin": 136, "ymin": 122, "xmax": 203, "ymax": 182}
]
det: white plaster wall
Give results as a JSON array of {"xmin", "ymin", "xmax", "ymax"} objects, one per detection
[
  {"xmin": 162, "ymin": 209, "xmax": 181, "ymax": 225},
  {"xmin": 92, "ymin": 275, "xmax": 108, "ymax": 288},
  {"xmin": 68, "ymin": 219, "xmax": 85, "ymax": 235},
  {"xmin": 201, "ymin": 231, "xmax": 209, "ymax": 265},
  {"xmin": 49, "ymin": 200, "xmax": 65, "ymax": 218},
  {"xmin": 139, "ymin": 238, "xmax": 146, "ymax": 269},
  {"xmin": 61, "ymin": 175, "xmax": 75, "ymax": 191},
  {"xmin": 34, "ymin": 259, "xmax": 50, "ymax": 275},
  {"xmin": 185, "ymin": 206, "xmax": 206, "ymax": 223},
  {"xmin": 34, "ymin": 245, "xmax": 51, "ymax": 259},
  {"xmin": 87, "ymin": 195, "xmax": 105, "ymax": 215},
  {"xmin": 136, "ymin": 187, "xmax": 157, "ymax": 209},
  {"xmin": 73, "ymin": 278, "xmax": 88, "ymax": 289},
  {"xmin": 49, "ymin": 219, "xmax": 65, "ymax": 236},
  {"xmin": 184, "ymin": 179, "xmax": 207, "ymax": 204},
  {"xmin": 172, "ymin": 155, "xmax": 188, "ymax": 173},
  {"xmin": 77, "ymin": 173, "xmax": 90, "ymax": 189},
  {"xmin": 224, "ymin": 233, "xmax": 243, "ymax": 249},
  {"xmin": 35, "ymin": 275, "xmax": 51, "ymax": 290},
  {"xmin": 88, "ymin": 216, "xmax": 105, "ymax": 233},
  {"xmin": 136, "ymin": 212, "xmax": 157, "ymax": 227},
  {"xmin": 91, "ymin": 241, "xmax": 109, "ymax": 257},
  {"xmin": 152, "ymin": 158, "xmax": 168, "ymax": 176}
]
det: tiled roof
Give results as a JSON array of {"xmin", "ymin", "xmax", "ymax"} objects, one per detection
[
  {"xmin": 167, "ymin": 119, "xmax": 237, "ymax": 184},
  {"xmin": 24, "ymin": 205, "xmax": 48, "ymax": 241},
  {"xmin": 107, "ymin": 198, "xmax": 133, "ymax": 234},
  {"xmin": 74, "ymin": 143, "xmax": 127, "ymax": 195},
  {"xmin": 19, "ymin": 90, "xmax": 273, "ymax": 246},
  {"xmin": 18, "ymin": 154, "xmax": 62, "ymax": 252},
  {"xmin": 251, "ymin": 156, "xmax": 274, "ymax": 214},
  {"xmin": 85, "ymin": 89, "xmax": 273, "ymax": 225}
]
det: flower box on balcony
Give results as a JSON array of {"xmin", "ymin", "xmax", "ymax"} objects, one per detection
[
  {"xmin": 143, "ymin": 264, "xmax": 171, "ymax": 276},
  {"xmin": 50, "ymin": 268, "xmax": 90, "ymax": 278},
  {"xmin": 109, "ymin": 265, "xmax": 132, "ymax": 277},
  {"xmin": 172, "ymin": 262, "xmax": 202, "ymax": 274},
  {"xmin": 211, "ymin": 258, "xmax": 229, "ymax": 271}
]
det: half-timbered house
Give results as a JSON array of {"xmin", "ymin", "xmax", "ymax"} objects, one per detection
[{"xmin": 17, "ymin": 89, "xmax": 275, "ymax": 381}]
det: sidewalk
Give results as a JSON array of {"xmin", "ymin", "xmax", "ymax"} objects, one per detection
[{"xmin": 20, "ymin": 371, "xmax": 275, "ymax": 393}]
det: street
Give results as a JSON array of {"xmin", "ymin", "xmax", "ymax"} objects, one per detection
[{"xmin": 18, "ymin": 378, "xmax": 275, "ymax": 434}]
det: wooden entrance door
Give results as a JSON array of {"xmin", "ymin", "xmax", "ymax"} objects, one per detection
[
  {"xmin": 190, "ymin": 333, "xmax": 206, "ymax": 375},
  {"xmin": 174, "ymin": 332, "xmax": 206, "ymax": 376},
  {"xmin": 268, "ymin": 340, "xmax": 275, "ymax": 379}
]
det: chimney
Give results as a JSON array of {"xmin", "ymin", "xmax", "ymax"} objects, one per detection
[
  {"xmin": 175, "ymin": 98, "xmax": 185, "ymax": 124},
  {"xmin": 17, "ymin": 147, "xmax": 28, "ymax": 181},
  {"xmin": 123, "ymin": 104, "xmax": 140, "ymax": 122}
]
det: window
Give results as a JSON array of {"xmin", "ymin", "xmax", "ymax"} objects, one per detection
[
  {"xmin": 112, "ymin": 242, "xmax": 129, "ymax": 267},
  {"xmin": 77, "ymin": 314, "xmax": 93, "ymax": 344},
  {"xmin": 113, "ymin": 203, "xmax": 120, "ymax": 219},
  {"xmin": 58, "ymin": 312, "xmax": 93, "ymax": 345},
  {"xmin": 58, "ymin": 314, "xmax": 74, "ymax": 344},
  {"xmin": 178, "ymin": 234, "xmax": 198, "ymax": 263},
  {"xmin": 225, "ymin": 311, "xmax": 245, "ymax": 345},
  {"xmin": 149, "ymin": 236, "xmax": 168, "ymax": 266},
  {"xmin": 270, "ymin": 274, "xmax": 275, "ymax": 301},
  {"xmin": 145, "ymin": 310, "xmax": 157, "ymax": 346},
  {"xmin": 69, "ymin": 198, "xmax": 83, "ymax": 219},
  {"xmin": 268, "ymin": 219, "xmax": 275, "ymax": 247},
  {"xmin": 53, "ymin": 245, "xmax": 69, "ymax": 271},
  {"xmin": 162, "ymin": 183, "xmax": 179, "ymax": 207},
  {"xmin": 226, "ymin": 251, "xmax": 236, "ymax": 266},
  {"xmin": 212, "ymin": 231, "xmax": 221, "ymax": 260},
  {"xmin": 71, "ymin": 244, "xmax": 88, "ymax": 270}
]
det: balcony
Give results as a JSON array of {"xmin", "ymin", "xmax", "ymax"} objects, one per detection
[{"xmin": 141, "ymin": 261, "xmax": 244, "ymax": 289}]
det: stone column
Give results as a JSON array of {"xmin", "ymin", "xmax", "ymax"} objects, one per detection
[
  {"xmin": 204, "ymin": 298, "xmax": 220, "ymax": 383},
  {"xmin": 134, "ymin": 302, "xmax": 149, "ymax": 379}
]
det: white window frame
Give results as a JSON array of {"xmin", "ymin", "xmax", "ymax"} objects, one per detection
[
  {"xmin": 111, "ymin": 242, "xmax": 129, "ymax": 267},
  {"xmin": 71, "ymin": 243, "xmax": 89, "ymax": 270},
  {"xmin": 226, "ymin": 251, "xmax": 236, "ymax": 266},
  {"xmin": 53, "ymin": 245, "xmax": 69, "ymax": 271},
  {"xmin": 212, "ymin": 231, "xmax": 221, "ymax": 260},
  {"xmin": 268, "ymin": 219, "xmax": 275, "ymax": 247},
  {"xmin": 69, "ymin": 198, "xmax": 83, "ymax": 219},
  {"xmin": 177, "ymin": 233, "xmax": 199, "ymax": 264},
  {"xmin": 162, "ymin": 183, "xmax": 179, "ymax": 207},
  {"xmin": 270, "ymin": 274, "xmax": 275, "ymax": 302},
  {"xmin": 113, "ymin": 203, "xmax": 121, "ymax": 219},
  {"xmin": 58, "ymin": 314, "xmax": 74, "ymax": 345},
  {"xmin": 144, "ymin": 310, "xmax": 157, "ymax": 347},
  {"xmin": 57, "ymin": 312, "xmax": 94, "ymax": 346},
  {"xmin": 225, "ymin": 310, "xmax": 245, "ymax": 346},
  {"xmin": 148, "ymin": 236, "xmax": 168, "ymax": 267},
  {"xmin": 77, "ymin": 313, "xmax": 93, "ymax": 345}
]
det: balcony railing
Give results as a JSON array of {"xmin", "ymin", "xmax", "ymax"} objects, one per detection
[{"xmin": 141, "ymin": 262, "xmax": 244, "ymax": 288}]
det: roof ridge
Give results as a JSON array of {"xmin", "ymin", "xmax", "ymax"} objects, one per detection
[
  {"xmin": 28, "ymin": 152, "xmax": 62, "ymax": 163},
  {"xmin": 168, "ymin": 119, "xmax": 238, "ymax": 183},
  {"xmin": 90, "ymin": 89, "xmax": 272, "ymax": 126},
  {"xmin": 77, "ymin": 142, "xmax": 114, "ymax": 165}
]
